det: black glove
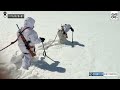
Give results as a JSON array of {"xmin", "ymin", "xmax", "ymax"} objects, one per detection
[
  {"xmin": 40, "ymin": 37, "xmax": 45, "ymax": 42},
  {"xmin": 70, "ymin": 27, "xmax": 74, "ymax": 32},
  {"xmin": 63, "ymin": 31, "xmax": 66, "ymax": 34}
]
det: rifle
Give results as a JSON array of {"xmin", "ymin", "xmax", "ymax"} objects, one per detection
[
  {"xmin": 0, "ymin": 26, "xmax": 28, "ymax": 51},
  {"xmin": 16, "ymin": 24, "xmax": 36, "ymax": 57}
]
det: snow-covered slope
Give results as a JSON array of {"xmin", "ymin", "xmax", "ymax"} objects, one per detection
[{"xmin": 0, "ymin": 11, "xmax": 120, "ymax": 79}]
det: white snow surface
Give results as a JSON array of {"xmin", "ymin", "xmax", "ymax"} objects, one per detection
[{"xmin": 0, "ymin": 11, "xmax": 120, "ymax": 79}]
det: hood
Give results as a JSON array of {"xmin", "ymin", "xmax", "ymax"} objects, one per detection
[{"xmin": 24, "ymin": 17, "xmax": 35, "ymax": 28}]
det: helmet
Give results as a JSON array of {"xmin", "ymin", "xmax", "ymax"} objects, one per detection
[{"xmin": 24, "ymin": 17, "xmax": 35, "ymax": 28}]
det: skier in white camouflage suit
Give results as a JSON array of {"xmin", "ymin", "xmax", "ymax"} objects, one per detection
[
  {"xmin": 57, "ymin": 24, "xmax": 74, "ymax": 44},
  {"xmin": 17, "ymin": 17, "xmax": 45, "ymax": 70}
]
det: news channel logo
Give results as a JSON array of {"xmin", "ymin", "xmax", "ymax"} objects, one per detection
[
  {"xmin": 3, "ymin": 11, "xmax": 24, "ymax": 19},
  {"xmin": 89, "ymin": 72, "xmax": 104, "ymax": 76},
  {"xmin": 89, "ymin": 72, "xmax": 118, "ymax": 76},
  {"xmin": 110, "ymin": 11, "xmax": 119, "ymax": 20}
]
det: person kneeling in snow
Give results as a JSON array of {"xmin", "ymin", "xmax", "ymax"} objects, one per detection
[
  {"xmin": 57, "ymin": 24, "xmax": 74, "ymax": 44},
  {"xmin": 17, "ymin": 17, "xmax": 45, "ymax": 70}
]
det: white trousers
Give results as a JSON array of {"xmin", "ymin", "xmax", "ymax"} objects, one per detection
[
  {"xmin": 22, "ymin": 54, "xmax": 32, "ymax": 70},
  {"xmin": 57, "ymin": 30, "xmax": 67, "ymax": 44},
  {"xmin": 18, "ymin": 45, "xmax": 35, "ymax": 70}
]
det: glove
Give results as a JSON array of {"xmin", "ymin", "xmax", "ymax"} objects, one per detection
[
  {"xmin": 70, "ymin": 27, "xmax": 74, "ymax": 32},
  {"xmin": 63, "ymin": 31, "xmax": 66, "ymax": 34},
  {"xmin": 40, "ymin": 37, "xmax": 45, "ymax": 42}
]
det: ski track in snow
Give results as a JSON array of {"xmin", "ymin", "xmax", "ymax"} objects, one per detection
[
  {"xmin": 0, "ymin": 38, "xmax": 94, "ymax": 79},
  {"xmin": 0, "ymin": 11, "xmax": 120, "ymax": 79}
]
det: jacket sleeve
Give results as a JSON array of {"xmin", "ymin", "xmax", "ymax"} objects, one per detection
[{"xmin": 28, "ymin": 30, "xmax": 41, "ymax": 44}]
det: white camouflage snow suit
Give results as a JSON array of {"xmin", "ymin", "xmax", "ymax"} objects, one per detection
[
  {"xmin": 57, "ymin": 24, "xmax": 74, "ymax": 44},
  {"xmin": 17, "ymin": 17, "xmax": 42, "ymax": 70}
]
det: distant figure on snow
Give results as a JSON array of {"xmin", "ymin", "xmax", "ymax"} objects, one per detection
[
  {"xmin": 17, "ymin": 17, "xmax": 45, "ymax": 70},
  {"xmin": 57, "ymin": 24, "xmax": 74, "ymax": 44}
]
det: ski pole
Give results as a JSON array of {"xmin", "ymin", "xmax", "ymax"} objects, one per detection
[
  {"xmin": 41, "ymin": 42, "xmax": 46, "ymax": 57},
  {"xmin": 0, "ymin": 24, "xmax": 23, "ymax": 52},
  {"xmin": 72, "ymin": 31, "xmax": 73, "ymax": 43},
  {"xmin": 0, "ymin": 39, "xmax": 18, "ymax": 52},
  {"xmin": 41, "ymin": 42, "xmax": 55, "ymax": 62},
  {"xmin": 71, "ymin": 31, "xmax": 74, "ymax": 47}
]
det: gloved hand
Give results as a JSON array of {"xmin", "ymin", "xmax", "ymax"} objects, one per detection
[
  {"xmin": 40, "ymin": 37, "xmax": 45, "ymax": 42},
  {"xmin": 70, "ymin": 27, "xmax": 74, "ymax": 32},
  {"xmin": 63, "ymin": 31, "xmax": 66, "ymax": 34}
]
